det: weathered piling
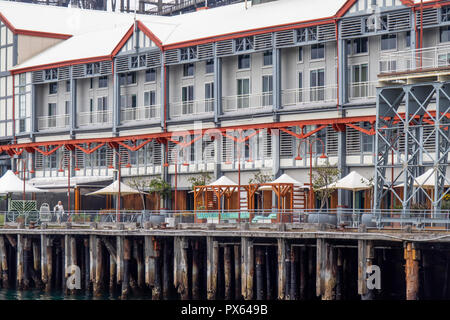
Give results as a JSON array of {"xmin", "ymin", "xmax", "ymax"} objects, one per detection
[
  {"xmin": 255, "ymin": 246, "xmax": 264, "ymax": 300},
  {"xmin": 358, "ymin": 240, "xmax": 374, "ymax": 300},
  {"xmin": 316, "ymin": 238, "xmax": 325, "ymax": 299},
  {"xmin": 277, "ymin": 239, "xmax": 287, "ymax": 300},
  {"xmin": 323, "ymin": 242, "xmax": 337, "ymax": 300},
  {"xmin": 336, "ymin": 248, "xmax": 343, "ymax": 300},
  {"xmin": 405, "ymin": 242, "xmax": 420, "ymax": 300},
  {"xmin": 95, "ymin": 236, "xmax": 103, "ymax": 296},
  {"xmin": 206, "ymin": 237, "xmax": 218, "ymax": 300},
  {"xmin": 102, "ymin": 237, "xmax": 117, "ymax": 293},
  {"xmin": 192, "ymin": 239, "xmax": 200, "ymax": 300},
  {"xmin": 224, "ymin": 245, "xmax": 232, "ymax": 300},
  {"xmin": 116, "ymin": 235, "xmax": 123, "ymax": 290},
  {"xmin": 134, "ymin": 239, "xmax": 144, "ymax": 289},
  {"xmin": 299, "ymin": 246, "xmax": 306, "ymax": 300},
  {"xmin": 32, "ymin": 240, "xmax": 41, "ymax": 288},
  {"xmin": 0, "ymin": 235, "xmax": 8, "ymax": 288},
  {"xmin": 16, "ymin": 234, "xmax": 23, "ymax": 289},
  {"xmin": 234, "ymin": 244, "xmax": 241, "ymax": 300},
  {"xmin": 83, "ymin": 238, "xmax": 89, "ymax": 291},
  {"xmin": 152, "ymin": 238, "xmax": 162, "ymax": 300},
  {"xmin": 285, "ymin": 245, "xmax": 291, "ymax": 299},
  {"xmin": 290, "ymin": 246, "xmax": 297, "ymax": 300},
  {"xmin": 40, "ymin": 235, "xmax": 51, "ymax": 292},
  {"xmin": 173, "ymin": 237, "xmax": 189, "ymax": 300},
  {"xmin": 121, "ymin": 237, "xmax": 131, "ymax": 299},
  {"xmin": 162, "ymin": 238, "xmax": 171, "ymax": 299},
  {"xmin": 265, "ymin": 247, "xmax": 272, "ymax": 300}
]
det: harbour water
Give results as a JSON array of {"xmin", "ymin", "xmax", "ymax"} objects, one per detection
[{"xmin": 0, "ymin": 288, "xmax": 153, "ymax": 300}]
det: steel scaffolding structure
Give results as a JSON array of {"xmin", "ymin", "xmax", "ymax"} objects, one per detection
[{"xmin": 374, "ymin": 82, "xmax": 450, "ymax": 223}]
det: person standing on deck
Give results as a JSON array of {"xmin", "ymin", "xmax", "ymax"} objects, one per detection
[{"xmin": 54, "ymin": 201, "xmax": 65, "ymax": 223}]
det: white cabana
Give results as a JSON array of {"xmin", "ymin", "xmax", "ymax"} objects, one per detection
[
  {"xmin": 322, "ymin": 171, "xmax": 372, "ymax": 214},
  {"xmin": 0, "ymin": 170, "xmax": 46, "ymax": 194},
  {"xmin": 396, "ymin": 168, "xmax": 450, "ymax": 189},
  {"xmin": 208, "ymin": 176, "xmax": 238, "ymax": 187},
  {"xmin": 259, "ymin": 173, "xmax": 304, "ymax": 190},
  {"xmin": 86, "ymin": 180, "xmax": 146, "ymax": 196}
]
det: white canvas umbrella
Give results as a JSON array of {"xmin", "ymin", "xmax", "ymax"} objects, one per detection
[
  {"xmin": 396, "ymin": 168, "xmax": 450, "ymax": 189},
  {"xmin": 259, "ymin": 173, "xmax": 304, "ymax": 190},
  {"xmin": 321, "ymin": 171, "xmax": 372, "ymax": 214},
  {"xmin": 86, "ymin": 180, "xmax": 146, "ymax": 196},
  {"xmin": 0, "ymin": 170, "xmax": 46, "ymax": 194},
  {"xmin": 208, "ymin": 176, "xmax": 238, "ymax": 187}
]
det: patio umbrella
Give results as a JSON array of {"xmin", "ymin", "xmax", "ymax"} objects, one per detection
[
  {"xmin": 86, "ymin": 180, "xmax": 147, "ymax": 196},
  {"xmin": 396, "ymin": 168, "xmax": 450, "ymax": 189},
  {"xmin": 0, "ymin": 170, "xmax": 46, "ymax": 194},
  {"xmin": 258, "ymin": 173, "xmax": 304, "ymax": 190},
  {"xmin": 321, "ymin": 171, "xmax": 372, "ymax": 214}
]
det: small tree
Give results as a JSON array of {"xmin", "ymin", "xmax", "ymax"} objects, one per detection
[
  {"xmin": 187, "ymin": 171, "xmax": 213, "ymax": 190},
  {"xmin": 128, "ymin": 177, "xmax": 149, "ymax": 210},
  {"xmin": 149, "ymin": 177, "xmax": 172, "ymax": 209},
  {"xmin": 311, "ymin": 161, "xmax": 340, "ymax": 210}
]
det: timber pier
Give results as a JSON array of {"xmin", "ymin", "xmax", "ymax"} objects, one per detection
[{"xmin": 1, "ymin": 222, "xmax": 450, "ymax": 300}]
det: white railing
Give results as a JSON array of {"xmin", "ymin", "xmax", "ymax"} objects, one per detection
[
  {"xmin": 222, "ymin": 92, "xmax": 273, "ymax": 113},
  {"xmin": 281, "ymin": 85, "xmax": 337, "ymax": 107},
  {"xmin": 38, "ymin": 114, "xmax": 69, "ymax": 131},
  {"xmin": 379, "ymin": 44, "xmax": 450, "ymax": 74},
  {"xmin": 169, "ymin": 99, "xmax": 214, "ymax": 118},
  {"xmin": 348, "ymin": 81, "xmax": 377, "ymax": 100},
  {"xmin": 121, "ymin": 105, "xmax": 161, "ymax": 122},
  {"xmin": 78, "ymin": 110, "xmax": 112, "ymax": 126}
]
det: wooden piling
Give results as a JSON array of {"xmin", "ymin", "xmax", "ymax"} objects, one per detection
[
  {"xmin": 323, "ymin": 242, "xmax": 337, "ymax": 300},
  {"xmin": 277, "ymin": 239, "xmax": 287, "ymax": 300},
  {"xmin": 405, "ymin": 242, "xmax": 420, "ymax": 300},
  {"xmin": 316, "ymin": 238, "xmax": 326, "ymax": 298},
  {"xmin": 152, "ymin": 239, "xmax": 162, "ymax": 300},
  {"xmin": 40, "ymin": 235, "xmax": 49, "ymax": 291},
  {"xmin": 224, "ymin": 245, "xmax": 232, "ymax": 300},
  {"xmin": 234, "ymin": 244, "xmax": 241, "ymax": 300},
  {"xmin": 95, "ymin": 236, "xmax": 103, "ymax": 297},
  {"xmin": 0, "ymin": 236, "xmax": 8, "ymax": 288},
  {"xmin": 290, "ymin": 246, "xmax": 297, "ymax": 300},
  {"xmin": 192, "ymin": 240, "xmax": 200, "ymax": 300},
  {"xmin": 121, "ymin": 237, "xmax": 131, "ymax": 299},
  {"xmin": 63, "ymin": 235, "xmax": 70, "ymax": 294},
  {"xmin": 285, "ymin": 245, "xmax": 291, "ymax": 299},
  {"xmin": 299, "ymin": 246, "xmax": 306, "ymax": 300},
  {"xmin": 206, "ymin": 237, "xmax": 218, "ymax": 300},
  {"xmin": 162, "ymin": 238, "xmax": 171, "ymax": 299},
  {"xmin": 245, "ymin": 240, "xmax": 254, "ymax": 300},
  {"xmin": 55, "ymin": 245, "xmax": 61, "ymax": 290},
  {"xmin": 84, "ymin": 238, "xmax": 89, "ymax": 292},
  {"xmin": 133, "ymin": 239, "xmax": 144, "ymax": 289},
  {"xmin": 16, "ymin": 234, "xmax": 23, "ymax": 290},
  {"xmin": 32, "ymin": 240, "xmax": 40, "ymax": 286},
  {"xmin": 144, "ymin": 236, "xmax": 154, "ymax": 290},
  {"xmin": 336, "ymin": 248, "xmax": 343, "ymax": 300},
  {"xmin": 110, "ymin": 255, "xmax": 116, "ymax": 294},
  {"xmin": 265, "ymin": 247, "xmax": 272, "ymax": 300},
  {"xmin": 358, "ymin": 240, "xmax": 374, "ymax": 300},
  {"xmin": 70, "ymin": 236, "xmax": 77, "ymax": 293},
  {"xmin": 179, "ymin": 237, "xmax": 189, "ymax": 300},
  {"xmin": 116, "ymin": 236, "xmax": 123, "ymax": 288},
  {"xmin": 255, "ymin": 246, "xmax": 264, "ymax": 300}
]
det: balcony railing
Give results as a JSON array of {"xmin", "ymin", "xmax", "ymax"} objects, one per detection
[
  {"xmin": 282, "ymin": 85, "xmax": 337, "ymax": 107},
  {"xmin": 78, "ymin": 110, "xmax": 112, "ymax": 126},
  {"xmin": 170, "ymin": 99, "xmax": 214, "ymax": 118},
  {"xmin": 38, "ymin": 114, "xmax": 69, "ymax": 131},
  {"xmin": 222, "ymin": 92, "xmax": 273, "ymax": 113},
  {"xmin": 121, "ymin": 105, "xmax": 161, "ymax": 123},
  {"xmin": 348, "ymin": 81, "xmax": 377, "ymax": 100},
  {"xmin": 379, "ymin": 44, "xmax": 450, "ymax": 75}
]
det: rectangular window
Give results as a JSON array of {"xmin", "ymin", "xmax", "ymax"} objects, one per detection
[
  {"xmin": 442, "ymin": 6, "xmax": 450, "ymax": 22},
  {"xmin": 48, "ymin": 103, "xmax": 56, "ymax": 128},
  {"xmin": 66, "ymin": 80, "xmax": 71, "ymax": 92},
  {"xmin": 311, "ymin": 43, "xmax": 325, "ymax": 60},
  {"xmin": 205, "ymin": 82, "xmax": 214, "ymax": 112},
  {"xmin": 90, "ymin": 78, "xmax": 94, "ymax": 89},
  {"xmin": 98, "ymin": 76, "xmax": 108, "ymax": 88},
  {"xmin": 86, "ymin": 62, "xmax": 100, "ymax": 75},
  {"xmin": 381, "ymin": 34, "xmax": 397, "ymax": 51},
  {"xmin": 310, "ymin": 69, "xmax": 324, "ymax": 101},
  {"xmin": 353, "ymin": 37, "xmax": 368, "ymax": 54},
  {"xmin": 298, "ymin": 72, "xmax": 303, "ymax": 102},
  {"xmin": 441, "ymin": 26, "xmax": 450, "ymax": 43},
  {"xmin": 44, "ymin": 69, "xmax": 58, "ymax": 81},
  {"xmin": 263, "ymin": 51, "xmax": 272, "ymax": 66},
  {"xmin": 49, "ymin": 82, "xmax": 57, "ymax": 95},
  {"xmin": 119, "ymin": 72, "xmax": 136, "ymax": 85},
  {"xmin": 237, "ymin": 78, "xmax": 250, "ymax": 109},
  {"xmin": 235, "ymin": 36, "xmax": 254, "ymax": 52},
  {"xmin": 262, "ymin": 75, "xmax": 273, "ymax": 106},
  {"xmin": 89, "ymin": 99, "xmax": 94, "ymax": 123},
  {"xmin": 406, "ymin": 31, "xmax": 411, "ymax": 48},
  {"xmin": 144, "ymin": 91, "xmax": 156, "ymax": 118},
  {"xmin": 180, "ymin": 47, "xmax": 197, "ymax": 61},
  {"xmin": 206, "ymin": 59, "xmax": 214, "ymax": 74},
  {"xmin": 98, "ymin": 97, "xmax": 108, "ymax": 123},
  {"xmin": 65, "ymin": 101, "xmax": 70, "ymax": 126},
  {"xmin": 362, "ymin": 122, "xmax": 374, "ymax": 153},
  {"xmin": 145, "ymin": 69, "xmax": 156, "ymax": 82},
  {"xmin": 183, "ymin": 63, "xmax": 194, "ymax": 77},
  {"xmin": 238, "ymin": 54, "xmax": 251, "ymax": 69},
  {"xmin": 131, "ymin": 55, "xmax": 146, "ymax": 69},
  {"xmin": 351, "ymin": 64, "xmax": 368, "ymax": 98},
  {"xmin": 298, "ymin": 47, "xmax": 303, "ymax": 62},
  {"xmin": 182, "ymin": 85, "xmax": 194, "ymax": 114}
]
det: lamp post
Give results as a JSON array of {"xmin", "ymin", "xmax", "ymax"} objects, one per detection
[{"xmin": 295, "ymin": 137, "xmax": 327, "ymax": 210}]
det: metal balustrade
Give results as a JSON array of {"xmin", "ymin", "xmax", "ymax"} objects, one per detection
[
  {"xmin": 379, "ymin": 44, "xmax": 450, "ymax": 74},
  {"xmin": 169, "ymin": 99, "xmax": 214, "ymax": 118},
  {"xmin": 121, "ymin": 105, "xmax": 161, "ymax": 123},
  {"xmin": 2, "ymin": 208, "xmax": 450, "ymax": 231},
  {"xmin": 282, "ymin": 85, "xmax": 338, "ymax": 107},
  {"xmin": 78, "ymin": 110, "xmax": 113, "ymax": 126},
  {"xmin": 222, "ymin": 92, "xmax": 273, "ymax": 113},
  {"xmin": 37, "ymin": 115, "xmax": 69, "ymax": 131},
  {"xmin": 348, "ymin": 81, "xmax": 378, "ymax": 100}
]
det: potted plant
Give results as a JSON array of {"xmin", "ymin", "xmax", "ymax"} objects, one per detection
[{"xmin": 148, "ymin": 177, "xmax": 171, "ymax": 225}]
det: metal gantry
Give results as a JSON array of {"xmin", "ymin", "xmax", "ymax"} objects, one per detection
[{"xmin": 374, "ymin": 81, "xmax": 450, "ymax": 223}]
